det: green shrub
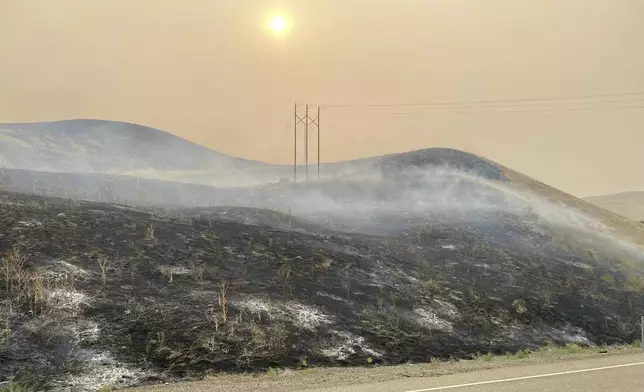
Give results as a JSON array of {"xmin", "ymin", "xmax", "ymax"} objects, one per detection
[
  {"xmin": 0, "ymin": 383, "xmax": 36, "ymax": 392},
  {"xmin": 266, "ymin": 367, "xmax": 279, "ymax": 378},
  {"xmin": 566, "ymin": 343, "xmax": 583, "ymax": 354},
  {"xmin": 514, "ymin": 349, "xmax": 530, "ymax": 359},
  {"xmin": 512, "ymin": 299, "xmax": 527, "ymax": 314}
]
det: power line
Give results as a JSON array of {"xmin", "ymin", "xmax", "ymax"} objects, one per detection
[
  {"xmin": 320, "ymin": 90, "xmax": 644, "ymax": 109},
  {"xmin": 326, "ymin": 103, "xmax": 644, "ymax": 116},
  {"xmin": 325, "ymin": 97, "xmax": 644, "ymax": 111},
  {"xmin": 287, "ymin": 93, "xmax": 643, "ymax": 177}
]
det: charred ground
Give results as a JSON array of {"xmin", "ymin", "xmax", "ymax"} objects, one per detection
[{"xmin": 2, "ymin": 184, "xmax": 644, "ymax": 390}]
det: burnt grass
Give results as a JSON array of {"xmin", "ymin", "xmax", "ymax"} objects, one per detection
[{"xmin": 2, "ymin": 190, "xmax": 644, "ymax": 388}]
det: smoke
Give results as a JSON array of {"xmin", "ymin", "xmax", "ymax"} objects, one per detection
[
  {"xmin": 239, "ymin": 162, "xmax": 644, "ymax": 262},
  {"xmin": 3, "ymin": 123, "xmax": 644, "ymax": 262}
]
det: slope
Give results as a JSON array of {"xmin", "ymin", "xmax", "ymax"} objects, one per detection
[{"xmin": 585, "ymin": 192, "xmax": 644, "ymax": 222}]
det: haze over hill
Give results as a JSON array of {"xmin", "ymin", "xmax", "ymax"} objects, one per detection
[
  {"xmin": 0, "ymin": 120, "xmax": 267, "ymax": 186},
  {"xmin": 1, "ymin": 119, "xmax": 642, "ymax": 244},
  {"xmin": 0, "ymin": 119, "xmax": 517, "ymax": 189},
  {"xmin": 585, "ymin": 192, "xmax": 644, "ymax": 221}
]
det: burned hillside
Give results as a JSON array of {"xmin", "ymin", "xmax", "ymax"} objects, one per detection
[{"xmin": 2, "ymin": 181, "xmax": 644, "ymax": 390}]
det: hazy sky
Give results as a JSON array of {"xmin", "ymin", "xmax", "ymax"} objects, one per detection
[{"xmin": 1, "ymin": 0, "xmax": 643, "ymax": 197}]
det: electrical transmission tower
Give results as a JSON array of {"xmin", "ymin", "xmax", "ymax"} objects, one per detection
[{"xmin": 293, "ymin": 104, "xmax": 321, "ymax": 183}]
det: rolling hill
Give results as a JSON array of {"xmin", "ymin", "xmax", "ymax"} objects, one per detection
[
  {"xmin": 0, "ymin": 119, "xmax": 271, "ymax": 186},
  {"xmin": 3, "ymin": 121, "xmax": 644, "ymax": 391},
  {"xmin": 585, "ymin": 192, "xmax": 644, "ymax": 222},
  {"xmin": 0, "ymin": 120, "xmax": 518, "ymax": 189}
]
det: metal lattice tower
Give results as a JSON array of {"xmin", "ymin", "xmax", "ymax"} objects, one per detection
[{"xmin": 293, "ymin": 104, "xmax": 321, "ymax": 183}]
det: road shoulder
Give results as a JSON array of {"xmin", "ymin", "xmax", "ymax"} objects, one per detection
[{"xmin": 129, "ymin": 346, "xmax": 642, "ymax": 392}]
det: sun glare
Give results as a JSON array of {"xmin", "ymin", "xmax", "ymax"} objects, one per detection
[{"xmin": 267, "ymin": 15, "xmax": 291, "ymax": 36}]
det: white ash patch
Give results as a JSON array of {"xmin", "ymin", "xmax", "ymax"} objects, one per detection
[
  {"xmin": 236, "ymin": 298, "xmax": 334, "ymax": 329},
  {"xmin": 552, "ymin": 326, "xmax": 592, "ymax": 345},
  {"xmin": 316, "ymin": 291, "xmax": 353, "ymax": 304},
  {"xmin": 168, "ymin": 266, "xmax": 192, "ymax": 275},
  {"xmin": 237, "ymin": 297, "xmax": 272, "ymax": 314},
  {"xmin": 190, "ymin": 290, "xmax": 218, "ymax": 299},
  {"xmin": 366, "ymin": 271, "xmax": 382, "ymax": 283},
  {"xmin": 432, "ymin": 299, "xmax": 460, "ymax": 319},
  {"xmin": 114, "ymin": 205, "xmax": 147, "ymax": 213},
  {"xmin": 156, "ymin": 265, "xmax": 192, "ymax": 277},
  {"xmin": 448, "ymin": 293, "xmax": 463, "ymax": 303},
  {"xmin": 562, "ymin": 259, "xmax": 594, "ymax": 270},
  {"xmin": 321, "ymin": 330, "xmax": 382, "ymax": 360},
  {"xmin": 396, "ymin": 269, "xmax": 421, "ymax": 284},
  {"xmin": 16, "ymin": 220, "xmax": 43, "ymax": 228},
  {"xmin": 51, "ymin": 349, "xmax": 145, "ymax": 392},
  {"xmin": 285, "ymin": 302, "xmax": 333, "ymax": 330},
  {"xmin": 367, "ymin": 265, "xmax": 418, "ymax": 286},
  {"xmin": 489, "ymin": 317, "xmax": 505, "ymax": 326},
  {"xmin": 411, "ymin": 308, "xmax": 453, "ymax": 332},
  {"xmin": 42, "ymin": 260, "xmax": 90, "ymax": 280},
  {"xmin": 46, "ymin": 288, "xmax": 90, "ymax": 314},
  {"xmin": 506, "ymin": 324, "xmax": 592, "ymax": 347},
  {"xmin": 405, "ymin": 275, "xmax": 420, "ymax": 283},
  {"xmin": 77, "ymin": 320, "xmax": 100, "ymax": 344},
  {"xmin": 559, "ymin": 332, "xmax": 591, "ymax": 345},
  {"xmin": 57, "ymin": 260, "xmax": 90, "ymax": 277}
]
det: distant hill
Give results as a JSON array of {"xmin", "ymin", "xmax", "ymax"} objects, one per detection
[
  {"xmin": 0, "ymin": 120, "xmax": 523, "ymax": 189},
  {"xmin": 0, "ymin": 119, "xmax": 267, "ymax": 185},
  {"xmin": 584, "ymin": 192, "xmax": 644, "ymax": 221}
]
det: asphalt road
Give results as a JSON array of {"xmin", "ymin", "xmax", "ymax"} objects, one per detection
[
  {"xmin": 307, "ymin": 354, "xmax": 644, "ymax": 392},
  {"xmin": 131, "ymin": 353, "xmax": 644, "ymax": 392}
]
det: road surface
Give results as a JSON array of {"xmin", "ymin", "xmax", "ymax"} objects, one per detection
[{"xmin": 131, "ymin": 353, "xmax": 644, "ymax": 392}]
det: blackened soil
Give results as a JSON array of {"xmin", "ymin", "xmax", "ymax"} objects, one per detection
[{"xmin": 1, "ymin": 191, "xmax": 644, "ymax": 389}]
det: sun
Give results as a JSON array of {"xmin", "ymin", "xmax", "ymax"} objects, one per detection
[
  {"xmin": 267, "ymin": 14, "xmax": 291, "ymax": 36},
  {"xmin": 270, "ymin": 16, "xmax": 287, "ymax": 32}
]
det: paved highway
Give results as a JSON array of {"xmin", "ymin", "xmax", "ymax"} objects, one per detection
[
  {"xmin": 308, "ymin": 354, "xmax": 644, "ymax": 392},
  {"xmin": 131, "ymin": 353, "xmax": 644, "ymax": 392}
]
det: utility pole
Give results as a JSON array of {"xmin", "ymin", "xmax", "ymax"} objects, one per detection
[
  {"xmin": 293, "ymin": 103, "xmax": 298, "ymax": 183},
  {"xmin": 305, "ymin": 105, "xmax": 309, "ymax": 182},
  {"xmin": 317, "ymin": 105, "xmax": 321, "ymax": 180},
  {"xmin": 293, "ymin": 104, "xmax": 321, "ymax": 183}
]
